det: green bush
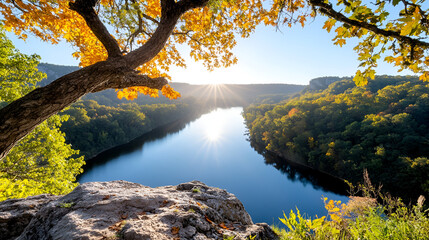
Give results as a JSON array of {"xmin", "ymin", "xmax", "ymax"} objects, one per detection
[{"xmin": 274, "ymin": 175, "xmax": 429, "ymax": 239}]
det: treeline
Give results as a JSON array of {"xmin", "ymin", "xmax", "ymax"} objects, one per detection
[
  {"xmin": 243, "ymin": 76, "xmax": 429, "ymax": 199},
  {"xmin": 61, "ymin": 99, "xmax": 206, "ymax": 159}
]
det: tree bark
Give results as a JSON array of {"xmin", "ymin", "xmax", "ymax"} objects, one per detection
[{"xmin": 0, "ymin": 0, "xmax": 209, "ymax": 160}]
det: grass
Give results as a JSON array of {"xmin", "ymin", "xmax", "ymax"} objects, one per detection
[{"xmin": 273, "ymin": 171, "xmax": 429, "ymax": 239}]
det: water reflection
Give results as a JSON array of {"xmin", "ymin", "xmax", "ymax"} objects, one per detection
[
  {"xmin": 250, "ymin": 141, "xmax": 349, "ymax": 196},
  {"xmin": 80, "ymin": 117, "xmax": 197, "ymax": 173}
]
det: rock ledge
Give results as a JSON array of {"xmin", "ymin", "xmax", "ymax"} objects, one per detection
[{"xmin": 0, "ymin": 181, "xmax": 278, "ymax": 240}]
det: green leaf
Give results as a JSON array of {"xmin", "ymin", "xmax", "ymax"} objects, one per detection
[{"xmin": 392, "ymin": 0, "xmax": 400, "ymax": 6}]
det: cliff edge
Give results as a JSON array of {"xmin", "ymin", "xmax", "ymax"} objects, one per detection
[{"xmin": 0, "ymin": 181, "xmax": 277, "ymax": 240}]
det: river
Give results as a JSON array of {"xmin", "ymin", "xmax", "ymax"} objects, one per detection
[{"xmin": 79, "ymin": 107, "xmax": 348, "ymax": 224}]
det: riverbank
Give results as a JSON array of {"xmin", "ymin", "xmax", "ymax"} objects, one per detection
[
  {"xmin": 79, "ymin": 115, "xmax": 203, "ymax": 172},
  {"xmin": 250, "ymin": 141, "xmax": 349, "ymax": 196}
]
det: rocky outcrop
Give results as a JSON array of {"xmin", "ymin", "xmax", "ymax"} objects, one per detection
[
  {"xmin": 0, "ymin": 181, "xmax": 278, "ymax": 240},
  {"xmin": 0, "ymin": 194, "xmax": 61, "ymax": 240}
]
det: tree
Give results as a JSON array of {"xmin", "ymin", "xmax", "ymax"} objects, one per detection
[
  {"xmin": 274, "ymin": 0, "xmax": 429, "ymax": 85},
  {"xmin": 0, "ymin": 0, "xmax": 277, "ymax": 161},
  {"xmin": 0, "ymin": 26, "xmax": 84, "ymax": 200}
]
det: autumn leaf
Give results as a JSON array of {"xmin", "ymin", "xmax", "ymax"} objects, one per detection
[
  {"xmin": 205, "ymin": 215, "xmax": 214, "ymax": 224},
  {"xmin": 108, "ymin": 220, "xmax": 126, "ymax": 232},
  {"xmin": 160, "ymin": 200, "xmax": 169, "ymax": 207},
  {"xmin": 334, "ymin": 38, "xmax": 346, "ymax": 47},
  {"xmin": 323, "ymin": 19, "xmax": 336, "ymax": 33},
  {"xmin": 219, "ymin": 222, "xmax": 229, "ymax": 229},
  {"xmin": 353, "ymin": 70, "xmax": 368, "ymax": 86},
  {"xmin": 171, "ymin": 226, "xmax": 180, "ymax": 235},
  {"xmin": 420, "ymin": 72, "xmax": 429, "ymax": 82}
]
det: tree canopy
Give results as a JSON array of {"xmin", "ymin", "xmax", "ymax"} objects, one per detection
[
  {"xmin": 0, "ymin": 26, "xmax": 84, "ymax": 200},
  {"xmin": 0, "ymin": 0, "xmax": 428, "ymax": 161},
  {"xmin": 244, "ymin": 76, "xmax": 429, "ymax": 199}
]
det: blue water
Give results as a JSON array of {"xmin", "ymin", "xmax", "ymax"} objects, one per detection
[{"xmin": 79, "ymin": 107, "xmax": 348, "ymax": 224}]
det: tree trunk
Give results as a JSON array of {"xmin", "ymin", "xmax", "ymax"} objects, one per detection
[{"xmin": 0, "ymin": 60, "xmax": 110, "ymax": 159}]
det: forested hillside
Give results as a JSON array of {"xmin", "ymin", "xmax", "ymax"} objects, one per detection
[
  {"xmin": 244, "ymin": 76, "xmax": 429, "ymax": 199},
  {"xmin": 37, "ymin": 63, "xmax": 80, "ymax": 86},
  {"xmin": 60, "ymin": 99, "xmax": 204, "ymax": 158}
]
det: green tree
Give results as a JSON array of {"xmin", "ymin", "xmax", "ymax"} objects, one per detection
[{"xmin": 0, "ymin": 26, "xmax": 84, "ymax": 201}]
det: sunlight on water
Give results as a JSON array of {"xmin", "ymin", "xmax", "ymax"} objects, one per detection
[{"xmin": 201, "ymin": 109, "xmax": 226, "ymax": 142}]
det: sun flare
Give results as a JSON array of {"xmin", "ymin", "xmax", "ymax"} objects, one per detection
[
  {"xmin": 201, "ymin": 109, "xmax": 227, "ymax": 142},
  {"xmin": 205, "ymin": 127, "xmax": 221, "ymax": 141}
]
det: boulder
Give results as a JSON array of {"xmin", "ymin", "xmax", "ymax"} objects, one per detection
[{"xmin": 0, "ymin": 181, "xmax": 278, "ymax": 240}]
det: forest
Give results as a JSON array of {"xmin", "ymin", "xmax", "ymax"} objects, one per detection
[
  {"xmin": 60, "ymin": 99, "xmax": 205, "ymax": 158},
  {"xmin": 244, "ymin": 76, "xmax": 429, "ymax": 200}
]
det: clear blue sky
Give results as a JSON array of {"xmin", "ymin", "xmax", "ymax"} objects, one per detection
[{"xmin": 7, "ymin": 16, "xmax": 413, "ymax": 86}]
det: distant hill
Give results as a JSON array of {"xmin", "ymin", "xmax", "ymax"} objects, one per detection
[
  {"xmin": 308, "ymin": 76, "xmax": 345, "ymax": 91},
  {"xmin": 37, "ymin": 63, "xmax": 306, "ymax": 106},
  {"xmin": 37, "ymin": 63, "xmax": 80, "ymax": 86},
  {"xmin": 305, "ymin": 75, "xmax": 419, "ymax": 93}
]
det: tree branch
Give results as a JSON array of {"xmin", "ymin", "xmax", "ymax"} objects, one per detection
[
  {"xmin": 142, "ymin": 13, "xmax": 160, "ymax": 25},
  {"xmin": 91, "ymin": 72, "xmax": 168, "ymax": 92},
  {"xmin": 125, "ymin": 0, "xmax": 156, "ymax": 51},
  {"xmin": 125, "ymin": 0, "xmax": 210, "ymax": 68},
  {"xmin": 69, "ymin": 0, "xmax": 122, "ymax": 58},
  {"xmin": 173, "ymin": 30, "xmax": 208, "ymax": 46},
  {"xmin": 309, "ymin": 0, "xmax": 429, "ymax": 48},
  {"xmin": 11, "ymin": 0, "xmax": 28, "ymax": 13}
]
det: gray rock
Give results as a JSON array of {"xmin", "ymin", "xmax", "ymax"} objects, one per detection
[
  {"xmin": 0, "ymin": 194, "xmax": 60, "ymax": 240},
  {"xmin": 0, "ymin": 181, "xmax": 278, "ymax": 240}
]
